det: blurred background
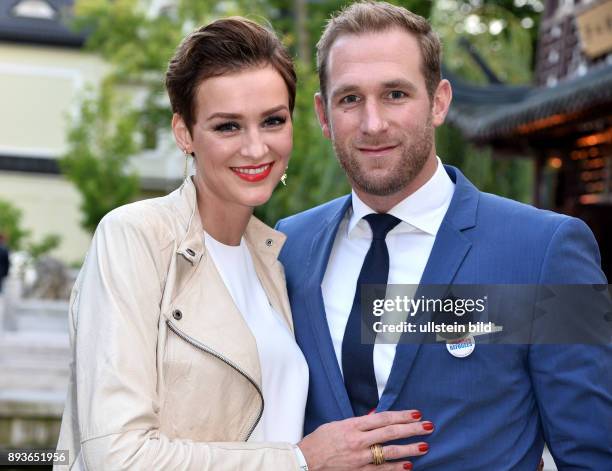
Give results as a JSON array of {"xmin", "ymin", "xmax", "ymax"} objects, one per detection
[{"xmin": 0, "ymin": 0, "xmax": 610, "ymax": 468}]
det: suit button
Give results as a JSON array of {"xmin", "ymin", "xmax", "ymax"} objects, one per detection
[
  {"xmin": 265, "ymin": 239, "xmax": 273, "ymax": 247},
  {"xmin": 172, "ymin": 309, "xmax": 183, "ymax": 320}
]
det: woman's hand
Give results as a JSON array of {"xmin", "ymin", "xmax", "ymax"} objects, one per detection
[{"xmin": 297, "ymin": 410, "xmax": 433, "ymax": 471}]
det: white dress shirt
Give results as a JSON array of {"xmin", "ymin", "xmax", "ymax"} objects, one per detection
[
  {"xmin": 204, "ymin": 232, "xmax": 309, "ymax": 444},
  {"xmin": 321, "ymin": 158, "xmax": 455, "ymax": 398}
]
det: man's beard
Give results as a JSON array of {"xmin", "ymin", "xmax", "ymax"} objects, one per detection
[{"xmin": 332, "ymin": 114, "xmax": 434, "ymax": 197}]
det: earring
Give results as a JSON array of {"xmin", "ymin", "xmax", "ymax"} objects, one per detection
[
  {"xmin": 280, "ymin": 167, "xmax": 288, "ymax": 186},
  {"xmin": 183, "ymin": 149, "xmax": 190, "ymax": 180}
]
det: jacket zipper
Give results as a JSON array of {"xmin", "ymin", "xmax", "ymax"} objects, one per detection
[{"xmin": 166, "ymin": 320, "xmax": 264, "ymax": 441}]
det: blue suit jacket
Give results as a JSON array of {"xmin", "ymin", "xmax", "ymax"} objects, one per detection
[{"xmin": 276, "ymin": 165, "xmax": 611, "ymax": 470}]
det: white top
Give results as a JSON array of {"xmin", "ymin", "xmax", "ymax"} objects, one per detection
[
  {"xmin": 321, "ymin": 158, "xmax": 455, "ymax": 397},
  {"xmin": 204, "ymin": 232, "xmax": 309, "ymax": 444}
]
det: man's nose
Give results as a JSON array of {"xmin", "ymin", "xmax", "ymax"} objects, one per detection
[
  {"xmin": 240, "ymin": 129, "xmax": 268, "ymax": 159},
  {"xmin": 360, "ymin": 100, "xmax": 389, "ymax": 135}
]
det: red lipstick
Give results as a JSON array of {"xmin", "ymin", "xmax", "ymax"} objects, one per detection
[{"xmin": 231, "ymin": 162, "xmax": 274, "ymax": 182}]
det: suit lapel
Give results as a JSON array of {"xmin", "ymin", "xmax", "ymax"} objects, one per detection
[
  {"xmin": 305, "ymin": 196, "xmax": 355, "ymax": 418},
  {"xmin": 379, "ymin": 166, "xmax": 479, "ymax": 411}
]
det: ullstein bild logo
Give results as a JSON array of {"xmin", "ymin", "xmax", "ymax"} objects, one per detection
[{"xmin": 371, "ymin": 320, "xmax": 499, "ymax": 335}]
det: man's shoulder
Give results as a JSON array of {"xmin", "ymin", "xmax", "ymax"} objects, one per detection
[
  {"xmin": 276, "ymin": 195, "xmax": 350, "ymax": 235},
  {"xmin": 476, "ymin": 190, "xmax": 574, "ymax": 234},
  {"xmin": 473, "ymin": 190, "xmax": 603, "ymax": 281}
]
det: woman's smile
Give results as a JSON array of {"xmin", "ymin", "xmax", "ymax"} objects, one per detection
[{"xmin": 231, "ymin": 161, "xmax": 274, "ymax": 182}]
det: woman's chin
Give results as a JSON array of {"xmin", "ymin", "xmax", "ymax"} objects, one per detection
[{"xmin": 239, "ymin": 188, "xmax": 276, "ymax": 208}]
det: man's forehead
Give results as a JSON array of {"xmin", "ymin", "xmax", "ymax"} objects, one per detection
[
  {"xmin": 326, "ymin": 29, "xmax": 424, "ymax": 96},
  {"xmin": 327, "ymin": 28, "xmax": 422, "ymax": 68}
]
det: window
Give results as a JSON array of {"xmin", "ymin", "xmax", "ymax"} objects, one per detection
[{"xmin": 11, "ymin": 0, "xmax": 57, "ymax": 20}]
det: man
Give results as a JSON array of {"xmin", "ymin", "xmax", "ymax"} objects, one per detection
[
  {"xmin": 277, "ymin": 2, "xmax": 611, "ymax": 470},
  {"xmin": 0, "ymin": 233, "xmax": 10, "ymax": 293}
]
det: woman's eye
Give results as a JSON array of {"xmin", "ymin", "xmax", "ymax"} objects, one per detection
[
  {"xmin": 340, "ymin": 95, "xmax": 360, "ymax": 105},
  {"xmin": 263, "ymin": 115, "xmax": 287, "ymax": 127},
  {"xmin": 214, "ymin": 121, "xmax": 240, "ymax": 133},
  {"xmin": 388, "ymin": 90, "xmax": 407, "ymax": 99}
]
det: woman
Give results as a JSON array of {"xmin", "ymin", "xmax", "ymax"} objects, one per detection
[{"xmin": 55, "ymin": 18, "xmax": 432, "ymax": 471}]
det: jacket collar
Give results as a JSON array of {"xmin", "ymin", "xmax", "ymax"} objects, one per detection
[{"xmin": 170, "ymin": 177, "xmax": 287, "ymax": 266}]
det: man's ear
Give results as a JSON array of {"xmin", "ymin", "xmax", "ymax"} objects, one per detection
[
  {"xmin": 314, "ymin": 92, "xmax": 331, "ymax": 140},
  {"xmin": 431, "ymin": 79, "xmax": 452, "ymax": 128},
  {"xmin": 171, "ymin": 113, "xmax": 193, "ymax": 153}
]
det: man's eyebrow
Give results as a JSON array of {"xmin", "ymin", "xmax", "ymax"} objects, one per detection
[
  {"xmin": 330, "ymin": 84, "xmax": 359, "ymax": 100},
  {"xmin": 330, "ymin": 79, "xmax": 419, "ymax": 100},
  {"xmin": 382, "ymin": 79, "xmax": 418, "ymax": 93}
]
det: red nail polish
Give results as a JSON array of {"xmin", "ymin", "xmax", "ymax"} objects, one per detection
[
  {"xmin": 419, "ymin": 443, "xmax": 429, "ymax": 452},
  {"xmin": 411, "ymin": 411, "xmax": 422, "ymax": 420},
  {"xmin": 368, "ymin": 408, "xmax": 377, "ymax": 415},
  {"xmin": 422, "ymin": 421, "xmax": 434, "ymax": 431},
  {"xmin": 403, "ymin": 463, "xmax": 413, "ymax": 470}
]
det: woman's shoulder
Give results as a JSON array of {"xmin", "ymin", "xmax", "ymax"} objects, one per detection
[{"xmin": 96, "ymin": 192, "xmax": 183, "ymax": 251}]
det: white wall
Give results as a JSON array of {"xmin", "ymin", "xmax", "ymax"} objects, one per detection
[
  {"xmin": 0, "ymin": 42, "xmax": 110, "ymax": 157},
  {"xmin": 0, "ymin": 172, "xmax": 91, "ymax": 264}
]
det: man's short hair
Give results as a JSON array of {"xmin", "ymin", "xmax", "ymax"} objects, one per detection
[
  {"xmin": 165, "ymin": 17, "xmax": 296, "ymax": 133},
  {"xmin": 316, "ymin": 0, "xmax": 441, "ymax": 103}
]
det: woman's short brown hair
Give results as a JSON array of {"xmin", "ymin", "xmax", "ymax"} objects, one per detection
[
  {"xmin": 316, "ymin": 1, "xmax": 441, "ymax": 103},
  {"xmin": 165, "ymin": 17, "xmax": 296, "ymax": 133}
]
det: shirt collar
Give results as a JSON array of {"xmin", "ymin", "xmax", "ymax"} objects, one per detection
[{"xmin": 347, "ymin": 157, "xmax": 455, "ymax": 238}]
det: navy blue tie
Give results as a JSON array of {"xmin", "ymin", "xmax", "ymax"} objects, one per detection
[{"xmin": 342, "ymin": 213, "xmax": 401, "ymax": 416}]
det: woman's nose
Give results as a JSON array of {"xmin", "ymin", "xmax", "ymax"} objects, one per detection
[{"xmin": 240, "ymin": 130, "xmax": 268, "ymax": 159}]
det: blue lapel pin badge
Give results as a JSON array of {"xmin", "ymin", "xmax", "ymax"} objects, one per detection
[{"xmin": 446, "ymin": 335, "xmax": 475, "ymax": 358}]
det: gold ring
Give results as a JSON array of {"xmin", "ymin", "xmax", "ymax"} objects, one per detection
[{"xmin": 370, "ymin": 443, "xmax": 385, "ymax": 465}]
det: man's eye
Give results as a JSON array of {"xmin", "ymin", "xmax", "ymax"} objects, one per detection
[
  {"xmin": 263, "ymin": 115, "xmax": 287, "ymax": 127},
  {"xmin": 388, "ymin": 90, "xmax": 407, "ymax": 99},
  {"xmin": 214, "ymin": 122, "xmax": 240, "ymax": 132},
  {"xmin": 340, "ymin": 95, "xmax": 360, "ymax": 104}
]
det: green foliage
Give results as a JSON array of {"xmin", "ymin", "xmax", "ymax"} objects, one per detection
[
  {"xmin": 432, "ymin": 1, "xmax": 536, "ymax": 85},
  {"xmin": 0, "ymin": 199, "xmax": 61, "ymax": 258},
  {"xmin": 436, "ymin": 125, "xmax": 533, "ymax": 202},
  {"xmin": 0, "ymin": 199, "xmax": 29, "ymax": 250},
  {"xmin": 431, "ymin": 0, "xmax": 538, "ymax": 203},
  {"xmin": 25, "ymin": 234, "xmax": 62, "ymax": 260},
  {"xmin": 59, "ymin": 81, "xmax": 140, "ymax": 233}
]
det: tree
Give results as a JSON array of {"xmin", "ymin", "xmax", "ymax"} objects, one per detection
[
  {"xmin": 0, "ymin": 199, "xmax": 29, "ymax": 250},
  {"xmin": 60, "ymin": 80, "xmax": 140, "ymax": 233},
  {"xmin": 431, "ymin": 0, "xmax": 540, "ymax": 203},
  {"xmin": 0, "ymin": 198, "xmax": 61, "ymax": 257}
]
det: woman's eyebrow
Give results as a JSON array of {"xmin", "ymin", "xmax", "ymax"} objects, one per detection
[
  {"xmin": 206, "ymin": 104, "xmax": 289, "ymax": 122},
  {"xmin": 206, "ymin": 111, "xmax": 242, "ymax": 121}
]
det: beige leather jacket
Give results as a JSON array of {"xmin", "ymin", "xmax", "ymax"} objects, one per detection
[{"xmin": 55, "ymin": 178, "xmax": 300, "ymax": 470}]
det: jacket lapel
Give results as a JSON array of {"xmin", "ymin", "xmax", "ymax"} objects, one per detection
[
  {"xmin": 305, "ymin": 196, "xmax": 355, "ymax": 418},
  {"xmin": 245, "ymin": 217, "xmax": 293, "ymax": 333},
  {"xmin": 163, "ymin": 178, "xmax": 290, "ymax": 389},
  {"xmin": 379, "ymin": 166, "xmax": 479, "ymax": 411}
]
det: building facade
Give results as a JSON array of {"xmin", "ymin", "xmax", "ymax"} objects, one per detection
[{"xmin": 448, "ymin": 0, "xmax": 612, "ymax": 278}]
